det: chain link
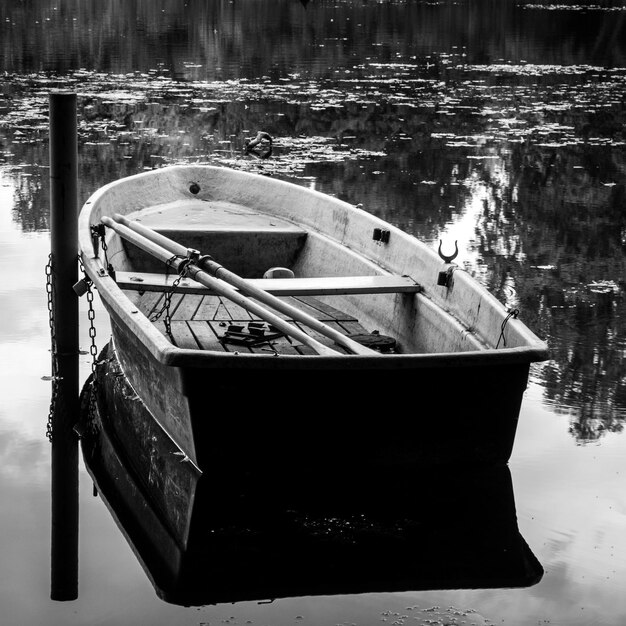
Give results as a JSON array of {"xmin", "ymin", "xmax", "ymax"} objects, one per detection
[
  {"xmin": 78, "ymin": 257, "xmax": 99, "ymax": 378},
  {"xmin": 46, "ymin": 254, "xmax": 101, "ymax": 442},
  {"xmin": 47, "ymin": 223, "xmax": 108, "ymax": 442},
  {"xmin": 45, "ymin": 254, "xmax": 59, "ymax": 442},
  {"xmin": 77, "ymin": 256, "xmax": 102, "ymax": 431},
  {"xmin": 79, "ymin": 224, "xmax": 117, "ymax": 432},
  {"xmin": 149, "ymin": 255, "xmax": 189, "ymax": 340}
]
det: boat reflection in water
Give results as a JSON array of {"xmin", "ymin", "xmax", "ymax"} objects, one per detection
[{"xmin": 78, "ymin": 348, "xmax": 543, "ymax": 607}]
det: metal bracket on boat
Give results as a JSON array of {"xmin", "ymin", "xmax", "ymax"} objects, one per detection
[
  {"xmin": 91, "ymin": 223, "xmax": 115, "ymax": 280},
  {"xmin": 438, "ymin": 239, "xmax": 458, "ymax": 264},
  {"xmin": 221, "ymin": 321, "xmax": 284, "ymax": 347},
  {"xmin": 90, "ymin": 224, "xmax": 106, "ymax": 258},
  {"xmin": 185, "ymin": 248, "xmax": 200, "ymax": 264},
  {"xmin": 372, "ymin": 228, "xmax": 390, "ymax": 244},
  {"xmin": 168, "ymin": 248, "xmax": 201, "ymax": 277},
  {"xmin": 437, "ymin": 239, "xmax": 458, "ymax": 288},
  {"xmin": 437, "ymin": 266, "xmax": 456, "ymax": 288}
]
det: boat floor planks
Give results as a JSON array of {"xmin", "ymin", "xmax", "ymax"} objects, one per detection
[{"xmin": 128, "ymin": 289, "xmax": 370, "ymax": 355}]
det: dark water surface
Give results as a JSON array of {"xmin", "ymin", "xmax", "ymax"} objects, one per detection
[{"xmin": 1, "ymin": 1, "xmax": 626, "ymax": 624}]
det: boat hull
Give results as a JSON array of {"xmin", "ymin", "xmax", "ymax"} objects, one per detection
[{"xmin": 107, "ymin": 312, "xmax": 530, "ymax": 471}]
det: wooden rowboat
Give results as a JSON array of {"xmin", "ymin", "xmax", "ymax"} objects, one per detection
[{"xmin": 78, "ymin": 164, "xmax": 548, "ymax": 476}]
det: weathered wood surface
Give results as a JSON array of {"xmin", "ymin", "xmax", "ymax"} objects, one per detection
[
  {"xmin": 134, "ymin": 291, "xmax": 370, "ymax": 355},
  {"xmin": 114, "ymin": 271, "xmax": 423, "ymax": 296}
]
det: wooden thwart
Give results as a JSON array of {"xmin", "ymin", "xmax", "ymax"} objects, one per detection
[{"xmin": 115, "ymin": 271, "xmax": 422, "ymax": 297}]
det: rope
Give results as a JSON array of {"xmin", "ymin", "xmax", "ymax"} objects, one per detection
[{"xmin": 496, "ymin": 308, "xmax": 519, "ymax": 349}]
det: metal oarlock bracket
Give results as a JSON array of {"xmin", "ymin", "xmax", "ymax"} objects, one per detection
[
  {"xmin": 91, "ymin": 224, "xmax": 106, "ymax": 257},
  {"xmin": 438, "ymin": 239, "xmax": 458, "ymax": 264},
  {"xmin": 437, "ymin": 239, "xmax": 459, "ymax": 287}
]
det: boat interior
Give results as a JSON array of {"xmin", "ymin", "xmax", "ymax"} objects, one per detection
[{"xmin": 99, "ymin": 198, "xmax": 490, "ymax": 356}]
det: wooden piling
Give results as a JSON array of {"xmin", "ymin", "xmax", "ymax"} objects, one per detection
[{"xmin": 49, "ymin": 91, "xmax": 79, "ymax": 601}]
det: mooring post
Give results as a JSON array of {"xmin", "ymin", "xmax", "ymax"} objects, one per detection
[{"xmin": 49, "ymin": 90, "xmax": 79, "ymax": 601}]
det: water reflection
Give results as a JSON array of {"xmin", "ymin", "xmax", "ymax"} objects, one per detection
[
  {"xmin": 1, "ymin": 0, "xmax": 625, "ymax": 623},
  {"xmin": 2, "ymin": 0, "xmax": 626, "ymax": 76},
  {"xmin": 3, "ymin": 59, "xmax": 624, "ymax": 440},
  {"xmin": 78, "ymin": 363, "xmax": 543, "ymax": 607}
]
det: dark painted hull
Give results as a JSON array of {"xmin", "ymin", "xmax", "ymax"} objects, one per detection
[
  {"xmin": 80, "ymin": 348, "xmax": 543, "ymax": 606},
  {"xmin": 109, "ymin": 309, "xmax": 530, "ymax": 471}
]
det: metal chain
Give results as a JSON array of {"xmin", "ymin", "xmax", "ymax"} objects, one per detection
[
  {"xmin": 149, "ymin": 255, "xmax": 189, "ymax": 340},
  {"xmin": 47, "ymin": 254, "xmax": 102, "ymax": 443},
  {"xmin": 91, "ymin": 224, "xmax": 115, "ymax": 280},
  {"xmin": 79, "ymin": 225, "xmax": 115, "ymax": 435},
  {"xmin": 100, "ymin": 230, "xmax": 109, "ymax": 267},
  {"xmin": 45, "ymin": 253, "xmax": 59, "ymax": 443},
  {"xmin": 76, "ymin": 256, "xmax": 102, "ymax": 432},
  {"xmin": 100, "ymin": 229, "xmax": 115, "ymax": 280},
  {"xmin": 78, "ymin": 256, "xmax": 99, "ymax": 378}
]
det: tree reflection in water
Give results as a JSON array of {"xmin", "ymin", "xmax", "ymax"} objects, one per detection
[{"xmin": 1, "ymin": 0, "xmax": 625, "ymax": 444}]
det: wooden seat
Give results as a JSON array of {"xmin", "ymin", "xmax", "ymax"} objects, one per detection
[
  {"xmin": 121, "ymin": 200, "xmax": 309, "ymax": 276},
  {"xmin": 115, "ymin": 271, "xmax": 422, "ymax": 297}
]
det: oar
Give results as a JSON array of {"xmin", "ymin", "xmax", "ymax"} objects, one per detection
[
  {"xmin": 101, "ymin": 216, "xmax": 347, "ymax": 357},
  {"xmin": 110, "ymin": 213, "xmax": 378, "ymax": 356}
]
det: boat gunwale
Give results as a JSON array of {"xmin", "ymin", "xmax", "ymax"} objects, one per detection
[{"xmin": 164, "ymin": 343, "xmax": 549, "ymax": 368}]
